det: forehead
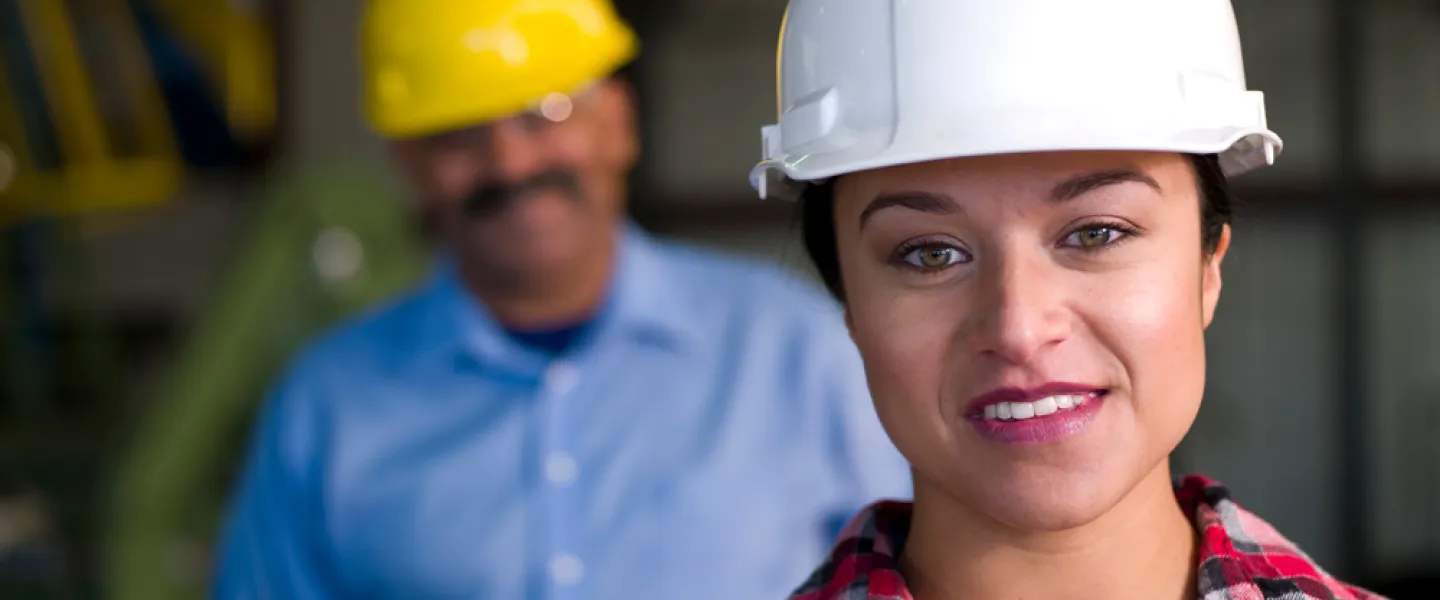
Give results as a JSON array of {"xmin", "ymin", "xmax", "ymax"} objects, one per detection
[{"xmin": 834, "ymin": 151, "xmax": 1195, "ymax": 210}]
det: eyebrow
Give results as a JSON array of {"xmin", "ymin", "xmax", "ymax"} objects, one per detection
[
  {"xmin": 858, "ymin": 191, "xmax": 960, "ymax": 229},
  {"xmin": 857, "ymin": 168, "xmax": 1162, "ymax": 230},
  {"xmin": 1049, "ymin": 169, "xmax": 1161, "ymax": 202}
]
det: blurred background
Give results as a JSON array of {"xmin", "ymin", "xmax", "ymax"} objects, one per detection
[{"xmin": 0, "ymin": 0, "xmax": 1437, "ymax": 598}]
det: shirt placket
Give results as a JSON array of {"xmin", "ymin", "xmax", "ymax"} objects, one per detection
[{"xmin": 538, "ymin": 358, "xmax": 585, "ymax": 600}]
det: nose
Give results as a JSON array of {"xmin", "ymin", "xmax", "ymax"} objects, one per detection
[
  {"xmin": 964, "ymin": 251, "xmax": 1072, "ymax": 365},
  {"xmin": 486, "ymin": 118, "xmax": 545, "ymax": 182}
]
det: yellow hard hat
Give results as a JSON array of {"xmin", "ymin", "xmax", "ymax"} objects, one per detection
[{"xmin": 361, "ymin": 0, "xmax": 638, "ymax": 139}]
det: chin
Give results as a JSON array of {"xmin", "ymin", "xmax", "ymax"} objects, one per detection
[
  {"xmin": 980, "ymin": 487, "xmax": 1114, "ymax": 532},
  {"xmin": 464, "ymin": 231, "xmax": 587, "ymax": 270},
  {"xmin": 486, "ymin": 250, "xmax": 585, "ymax": 281},
  {"xmin": 945, "ymin": 462, "xmax": 1134, "ymax": 533}
]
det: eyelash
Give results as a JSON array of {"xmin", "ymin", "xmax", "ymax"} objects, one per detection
[
  {"xmin": 1060, "ymin": 220, "xmax": 1141, "ymax": 252},
  {"xmin": 892, "ymin": 220, "xmax": 1141, "ymax": 273},
  {"xmin": 893, "ymin": 238, "xmax": 971, "ymax": 273}
]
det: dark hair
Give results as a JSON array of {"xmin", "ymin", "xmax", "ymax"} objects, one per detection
[{"xmin": 799, "ymin": 153, "xmax": 1235, "ymax": 301}]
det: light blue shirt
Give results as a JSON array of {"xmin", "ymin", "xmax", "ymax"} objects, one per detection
[{"xmin": 213, "ymin": 227, "xmax": 912, "ymax": 600}]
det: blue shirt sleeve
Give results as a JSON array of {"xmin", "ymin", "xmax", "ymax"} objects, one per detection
[{"xmin": 212, "ymin": 364, "xmax": 346, "ymax": 599}]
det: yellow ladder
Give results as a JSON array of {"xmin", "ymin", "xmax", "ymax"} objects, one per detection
[{"xmin": 0, "ymin": 0, "xmax": 275, "ymax": 227}]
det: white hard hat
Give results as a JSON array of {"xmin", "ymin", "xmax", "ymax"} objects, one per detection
[{"xmin": 750, "ymin": 0, "xmax": 1283, "ymax": 200}]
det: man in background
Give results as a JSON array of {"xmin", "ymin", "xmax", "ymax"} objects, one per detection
[{"xmin": 212, "ymin": 0, "xmax": 912, "ymax": 598}]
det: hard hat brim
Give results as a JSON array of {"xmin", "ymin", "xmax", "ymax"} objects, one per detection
[{"xmin": 752, "ymin": 123, "xmax": 1282, "ymax": 200}]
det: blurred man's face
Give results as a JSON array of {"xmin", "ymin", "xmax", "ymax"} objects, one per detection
[{"xmin": 390, "ymin": 78, "xmax": 639, "ymax": 283}]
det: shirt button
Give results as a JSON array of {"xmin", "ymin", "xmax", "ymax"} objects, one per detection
[
  {"xmin": 544, "ymin": 454, "xmax": 579, "ymax": 486},
  {"xmin": 549, "ymin": 554, "xmax": 584, "ymax": 586},
  {"xmin": 544, "ymin": 362, "xmax": 580, "ymax": 395}
]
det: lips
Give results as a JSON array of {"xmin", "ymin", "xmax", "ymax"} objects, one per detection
[
  {"xmin": 963, "ymin": 383, "xmax": 1108, "ymax": 444},
  {"xmin": 966, "ymin": 382, "xmax": 1105, "ymax": 416},
  {"xmin": 982, "ymin": 393, "xmax": 1094, "ymax": 421}
]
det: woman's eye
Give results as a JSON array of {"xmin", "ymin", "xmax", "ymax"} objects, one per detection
[
  {"xmin": 1064, "ymin": 226, "xmax": 1124, "ymax": 249},
  {"xmin": 903, "ymin": 245, "xmax": 966, "ymax": 269}
]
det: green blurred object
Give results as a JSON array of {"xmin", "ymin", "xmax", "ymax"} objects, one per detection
[{"xmin": 103, "ymin": 165, "xmax": 430, "ymax": 600}]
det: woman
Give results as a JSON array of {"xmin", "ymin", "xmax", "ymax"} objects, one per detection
[{"xmin": 750, "ymin": 1, "xmax": 1386, "ymax": 599}]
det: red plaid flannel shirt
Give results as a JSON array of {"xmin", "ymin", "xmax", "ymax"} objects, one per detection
[{"xmin": 790, "ymin": 475, "xmax": 1386, "ymax": 600}]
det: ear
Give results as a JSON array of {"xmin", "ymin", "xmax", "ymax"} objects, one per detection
[
  {"xmin": 593, "ymin": 77, "xmax": 640, "ymax": 171},
  {"xmin": 1201, "ymin": 224, "xmax": 1231, "ymax": 328}
]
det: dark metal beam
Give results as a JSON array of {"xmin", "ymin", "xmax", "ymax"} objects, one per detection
[
  {"xmin": 1332, "ymin": 0, "xmax": 1371, "ymax": 582},
  {"xmin": 611, "ymin": 0, "xmax": 680, "ymax": 201},
  {"xmin": 267, "ymin": 0, "xmax": 293, "ymax": 165}
]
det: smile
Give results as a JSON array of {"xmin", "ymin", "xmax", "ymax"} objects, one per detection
[
  {"xmin": 964, "ymin": 385, "xmax": 1108, "ymax": 444},
  {"xmin": 981, "ymin": 393, "xmax": 1096, "ymax": 421}
]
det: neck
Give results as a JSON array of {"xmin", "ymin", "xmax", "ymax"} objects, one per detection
[
  {"xmin": 457, "ymin": 232, "xmax": 619, "ymax": 330},
  {"xmin": 901, "ymin": 462, "xmax": 1197, "ymax": 600}
]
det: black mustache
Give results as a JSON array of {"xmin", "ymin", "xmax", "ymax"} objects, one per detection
[{"xmin": 461, "ymin": 170, "xmax": 582, "ymax": 219}]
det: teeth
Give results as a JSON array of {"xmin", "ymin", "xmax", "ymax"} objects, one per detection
[
  {"xmin": 1034, "ymin": 397, "xmax": 1057, "ymax": 416},
  {"xmin": 982, "ymin": 394, "xmax": 1090, "ymax": 421}
]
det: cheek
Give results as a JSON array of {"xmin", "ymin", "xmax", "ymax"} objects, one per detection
[
  {"xmin": 404, "ymin": 152, "xmax": 479, "ymax": 204},
  {"xmin": 545, "ymin": 122, "xmax": 610, "ymax": 172},
  {"xmin": 1085, "ymin": 256, "xmax": 1208, "ymax": 436},
  {"xmin": 849, "ymin": 287, "xmax": 960, "ymax": 378},
  {"xmin": 842, "ymin": 258, "xmax": 966, "ymax": 448},
  {"xmin": 549, "ymin": 127, "xmax": 620, "ymax": 204},
  {"xmin": 552, "ymin": 133, "xmax": 595, "ymax": 166}
]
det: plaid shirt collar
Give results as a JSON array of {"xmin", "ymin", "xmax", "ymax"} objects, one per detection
[{"xmin": 791, "ymin": 475, "xmax": 1385, "ymax": 600}]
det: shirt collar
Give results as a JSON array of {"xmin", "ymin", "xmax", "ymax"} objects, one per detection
[
  {"xmin": 412, "ymin": 224, "xmax": 702, "ymax": 372},
  {"xmin": 789, "ymin": 475, "xmax": 1382, "ymax": 600}
]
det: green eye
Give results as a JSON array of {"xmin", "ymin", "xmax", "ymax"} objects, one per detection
[
  {"xmin": 1065, "ymin": 225, "xmax": 1127, "ymax": 249},
  {"xmin": 919, "ymin": 248, "xmax": 954, "ymax": 267},
  {"xmin": 1079, "ymin": 227, "xmax": 1112, "ymax": 247},
  {"xmin": 903, "ymin": 245, "xmax": 966, "ymax": 269}
]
